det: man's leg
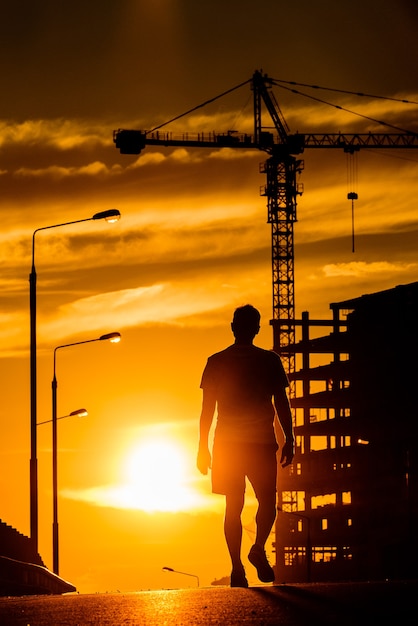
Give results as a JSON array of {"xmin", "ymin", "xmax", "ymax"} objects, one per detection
[
  {"xmin": 247, "ymin": 490, "xmax": 276, "ymax": 582},
  {"xmin": 224, "ymin": 492, "xmax": 249, "ymax": 587},
  {"xmin": 224, "ymin": 492, "xmax": 245, "ymax": 570},
  {"xmin": 254, "ymin": 490, "xmax": 277, "ymax": 548},
  {"xmin": 247, "ymin": 447, "xmax": 277, "ymax": 583},
  {"xmin": 212, "ymin": 441, "xmax": 248, "ymax": 586}
]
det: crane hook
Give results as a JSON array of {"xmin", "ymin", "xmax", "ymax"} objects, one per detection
[{"xmin": 347, "ymin": 191, "xmax": 358, "ymax": 253}]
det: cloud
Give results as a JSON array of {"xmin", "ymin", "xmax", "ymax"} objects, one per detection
[
  {"xmin": 294, "ymin": 258, "xmax": 418, "ymax": 319},
  {"xmin": 0, "ymin": 196, "xmax": 272, "ymax": 357},
  {"xmin": 15, "ymin": 161, "xmax": 118, "ymax": 179},
  {"xmin": 169, "ymin": 111, "xmax": 254, "ymax": 134},
  {"xmin": 61, "ymin": 481, "xmax": 218, "ymax": 513},
  {"xmin": 0, "ymin": 119, "xmax": 111, "ymax": 150},
  {"xmin": 322, "ymin": 261, "xmax": 417, "ymax": 278},
  {"xmin": 0, "ymin": 312, "xmax": 26, "ymax": 342},
  {"xmin": 126, "ymin": 145, "xmax": 260, "ymax": 173},
  {"xmin": 40, "ymin": 281, "xmax": 244, "ymax": 343}
]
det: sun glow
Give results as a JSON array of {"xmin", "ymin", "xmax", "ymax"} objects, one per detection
[
  {"xmin": 117, "ymin": 437, "xmax": 202, "ymax": 513},
  {"xmin": 62, "ymin": 428, "xmax": 220, "ymax": 514}
]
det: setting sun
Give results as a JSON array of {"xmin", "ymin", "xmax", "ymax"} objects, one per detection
[
  {"xmin": 61, "ymin": 423, "xmax": 219, "ymax": 517},
  {"xmin": 93, "ymin": 435, "xmax": 205, "ymax": 513}
]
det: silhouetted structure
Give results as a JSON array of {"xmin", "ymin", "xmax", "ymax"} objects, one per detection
[
  {"xmin": 0, "ymin": 519, "xmax": 44, "ymax": 566},
  {"xmin": 0, "ymin": 519, "xmax": 76, "ymax": 595},
  {"xmin": 273, "ymin": 282, "xmax": 418, "ymax": 582}
]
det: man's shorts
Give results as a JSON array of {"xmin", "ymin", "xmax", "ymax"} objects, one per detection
[{"xmin": 211, "ymin": 439, "xmax": 279, "ymax": 497}]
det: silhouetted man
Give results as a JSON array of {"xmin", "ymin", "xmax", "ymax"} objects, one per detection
[{"xmin": 197, "ymin": 304, "xmax": 294, "ymax": 587}]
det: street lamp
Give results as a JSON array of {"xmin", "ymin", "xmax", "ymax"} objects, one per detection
[
  {"xmin": 162, "ymin": 566, "xmax": 200, "ymax": 587},
  {"xmin": 51, "ymin": 331, "xmax": 121, "ymax": 575},
  {"xmin": 37, "ymin": 408, "xmax": 88, "ymax": 576},
  {"xmin": 29, "ymin": 209, "xmax": 120, "ymax": 553},
  {"xmin": 37, "ymin": 407, "xmax": 88, "ymax": 426}
]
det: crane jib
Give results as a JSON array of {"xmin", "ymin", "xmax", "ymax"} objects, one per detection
[{"xmin": 113, "ymin": 128, "xmax": 418, "ymax": 156}]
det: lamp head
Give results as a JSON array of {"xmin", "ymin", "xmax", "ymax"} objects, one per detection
[
  {"xmin": 70, "ymin": 408, "xmax": 88, "ymax": 418},
  {"xmin": 92, "ymin": 209, "xmax": 121, "ymax": 223},
  {"xmin": 100, "ymin": 332, "xmax": 121, "ymax": 343}
]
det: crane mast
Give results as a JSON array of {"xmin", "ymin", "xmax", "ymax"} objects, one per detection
[
  {"xmin": 114, "ymin": 71, "xmax": 418, "ymax": 379},
  {"xmin": 260, "ymin": 150, "xmax": 303, "ymax": 379},
  {"xmin": 251, "ymin": 70, "xmax": 304, "ymax": 377}
]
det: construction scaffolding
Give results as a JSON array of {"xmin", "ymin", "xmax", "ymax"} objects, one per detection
[{"xmin": 273, "ymin": 281, "xmax": 418, "ymax": 582}]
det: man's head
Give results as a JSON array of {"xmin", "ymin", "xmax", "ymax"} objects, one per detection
[{"xmin": 231, "ymin": 304, "xmax": 261, "ymax": 342}]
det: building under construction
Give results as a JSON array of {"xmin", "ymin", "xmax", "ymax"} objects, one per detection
[{"xmin": 273, "ymin": 281, "xmax": 418, "ymax": 583}]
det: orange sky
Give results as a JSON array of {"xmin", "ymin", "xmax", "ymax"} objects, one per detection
[{"xmin": 1, "ymin": 0, "xmax": 418, "ymax": 592}]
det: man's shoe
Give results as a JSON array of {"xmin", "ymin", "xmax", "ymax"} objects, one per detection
[
  {"xmin": 230, "ymin": 567, "xmax": 248, "ymax": 588},
  {"xmin": 248, "ymin": 544, "xmax": 275, "ymax": 583}
]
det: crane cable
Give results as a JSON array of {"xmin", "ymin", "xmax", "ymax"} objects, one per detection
[
  {"xmin": 346, "ymin": 150, "xmax": 359, "ymax": 253},
  {"xmin": 272, "ymin": 78, "xmax": 418, "ymax": 106},
  {"xmin": 271, "ymin": 81, "xmax": 418, "ymax": 136},
  {"xmin": 148, "ymin": 78, "xmax": 252, "ymax": 134}
]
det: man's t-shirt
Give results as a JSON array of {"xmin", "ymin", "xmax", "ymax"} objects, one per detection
[{"xmin": 200, "ymin": 344, "xmax": 289, "ymax": 445}]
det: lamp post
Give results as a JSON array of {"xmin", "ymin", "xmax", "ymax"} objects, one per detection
[
  {"xmin": 162, "ymin": 566, "xmax": 200, "ymax": 587},
  {"xmin": 51, "ymin": 331, "xmax": 121, "ymax": 575},
  {"xmin": 29, "ymin": 209, "xmax": 120, "ymax": 553},
  {"xmin": 37, "ymin": 408, "xmax": 87, "ymax": 577}
]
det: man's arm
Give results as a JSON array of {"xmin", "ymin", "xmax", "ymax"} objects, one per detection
[
  {"xmin": 197, "ymin": 388, "xmax": 216, "ymax": 475},
  {"xmin": 274, "ymin": 388, "xmax": 295, "ymax": 467}
]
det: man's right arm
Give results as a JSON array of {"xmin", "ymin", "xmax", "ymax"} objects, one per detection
[
  {"xmin": 197, "ymin": 388, "xmax": 216, "ymax": 475},
  {"xmin": 274, "ymin": 388, "xmax": 295, "ymax": 468}
]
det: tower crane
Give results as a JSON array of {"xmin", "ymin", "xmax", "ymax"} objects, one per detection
[{"xmin": 114, "ymin": 70, "xmax": 418, "ymax": 377}]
